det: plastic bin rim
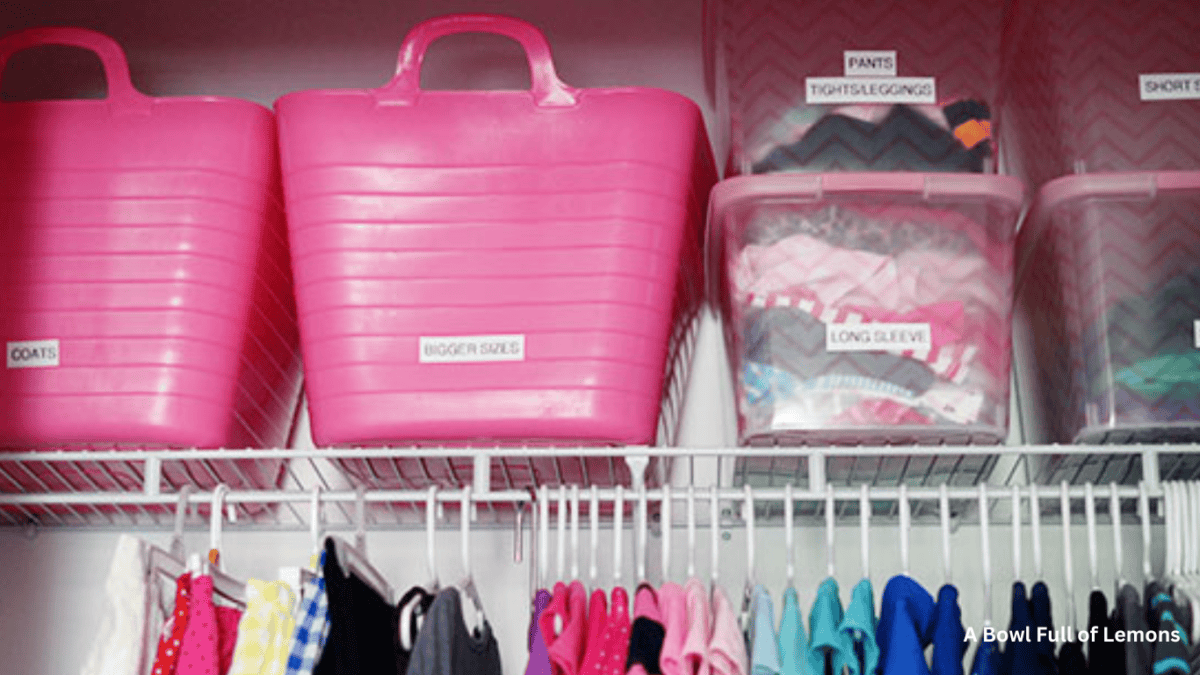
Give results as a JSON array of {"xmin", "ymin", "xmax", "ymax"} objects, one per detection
[
  {"xmin": 1036, "ymin": 170, "xmax": 1200, "ymax": 211},
  {"xmin": 0, "ymin": 93, "xmax": 275, "ymax": 119},
  {"xmin": 709, "ymin": 172, "xmax": 1025, "ymax": 225},
  {"xmin": 273, "ymin": 83, "xmax": 702, "ymax": 112}
]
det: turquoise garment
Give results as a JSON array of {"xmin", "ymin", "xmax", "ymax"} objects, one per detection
[
  {"xmin": 778, "ymin": 587, "xmax": 814, "ymax": 675},
  {"xmin": 750, "ymin": 584, "xmax": 782, "ymax": 675},
  {"xmin": 840, "ymin": 578, "xmax": 879, "ymax": 675},
  {"xmin": 808, "ymin": 577, "xmax": 846, "ymax": 675}
]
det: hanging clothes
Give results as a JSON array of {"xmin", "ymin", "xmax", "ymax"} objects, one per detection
[
  {"xmin": 627, "ymin": 584, "xmax": 666, "ymax": 675},
  {"xmin": 1113, "ymin": 584, "xmax": 1151, "ymax": 675},
  {"xmin": 151, "ymin": 572, "xmax": 192, "ymax": 675},
  {"xmin": 594, "ymin": 587, "xmax": 632, "ymax": 675},
  {"xmin": 748, "ymin": 584, "xmax": 781, "ymax": 675},
  {"xmin": 404, "ymin": 587, "xmax": 502, "ymax": 675},
  {"xmin": 1029, "ymin": 582, "xmax": 1057, "ymax": 675},
  {"xmin": 284, "ymin": 551, "xmax": 332, "ymax": 675},
  {"xmin": 227, "ymin": 579, "xmax": 297, "ymax": 675},
  {"xmin": 1145, "ymin": 582, "xmax": 1191, "ymax": 675},
  {"xmin": 778, "ymin": 587, "xmax": 813, "ymax": 675},
  {"xmin": 970, "ymin": 638, "xmax": 1000, "ymax": 675},
  {"xmin": 580, "ymin": 589, "xmax": 610, "ymax": 675},
  {"xmin": 682, "ymin": 578, "xmax": 712, "ymax": 675},
  {"xmin": 393, "ymin": 586, "xmax": 437, "ymax": 675},
  {"xmin": 710, "ymin": 585, "xmax": 750, "ymax": 675},
  {"xmin": 1086, "ymin": 591, "xmax": 1121, "ymax": 675},
  {"xmin": 80, "ymin": 535, "xmax": 154, "ymax": 675},
  {"xmin": 840, "ymin": 579, "xmax": 879, "ymax": 675},
  {"xmin": 876, "ymin": 575, "xmax": 936, "ymax": 675},
  {"xmin": 660, "ymin": 582, "xmax": 690, "ymax": 675},
  {"xmin": 314, "ymin": 539, "xmax": 394, "ymax": 675},
  {"xmin": 541, "ymin": 581, "xmax": 588, "ymax": 675},
  {"xmin": 1056, "ymin": 640, "xmax": 1086, "ymax": 675},
  {"xmin": 177, "ymin": 574, "xmax": 242, "ymax": 675},
  {"xmin": 930, "ymin": 584, "xmax": 966, "ymax": 675},
  {"xmin": 998, "ymin": 582, "xmax": 1036, "ymax": 675},
  {"xmin": 808, "ymin": 577, "xmax": 845, "ymax": 675}
]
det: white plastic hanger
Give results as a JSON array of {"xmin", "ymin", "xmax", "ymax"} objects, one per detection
[
  {"xmin": 1012, "ymin": 484, "xmax": 1022, "ymax": 584},
  {"xmin": 940, "ymin": 483, "xmax": 952, "ymax": 585},
  {"xmin": 661, "ymin": 483, "xmax": 672, "ymax": 584},
  {"xmin": 187, "ymin": 485, "xmax": 246, "ymax": 608},
  {"xmin": 1030, "ymin": 485, "xmax": 1043, "ymax": 581},
  {"xmin": 590, "ymin": 486, "xmax": 600, "ymax": 589},
  {"xmin": 637, "ymin": 483, "xmax": 649, "ymax": 584},
  {"xmin": 741, "ymin": 483, "xmax": 755, "ymax": 631},
  {"xmin": 1109, "ymin": 482, "xmax": 1125, "ymax": 594},
  {"xmin": 330, "ymin": 503, "xmax": 393, "ymax": 604},
  {"xmin": 1060, "ymin": 481, "xmax": 1077, "ymax": 632},
  {"xmin": 614, "ymin": 485, "xmax": 624, "ymax": 589},
  {"xmin": 860, "ymin": 484, "xmax": 870, "ymax": 582},
  {"xmin": 898, "ymin": 484, "xmax": 910, "ymax": 577},
  {"xmin": 426, "ymin": 486, "xmax": 440, "ymax": 591},
  {"xmin": 687, "ymin": 484, "xmax": 697, "ymax": 581},
  {"xmin": 570, "ymin": 485, "xmax": 580, "ymax": 584},
  {"xmin": 784, "ymin": 483, "xmax": 795, "ymax": 589},
  {"xmin": 1138, "ymin": 481, "xmax": 1152, "ymax": 583},
  {"xmin": 141, "ymin": 488, "xmax": 195, "ymax": 669},
  {"xmin": 710, "ymin": 484, "xmax": 720, "ymax": 596},
  {"xmin": 539, "ymin": 485, "xmax": 550, "ymax": 591},
  {"xmin": 557, "ymin": 486, "xmax": 567, "ymax": 583},
  {"xmin": 825, "ymin": 483, "xmax": 836, "ymax": 579},
  {"xmin": 456, "ymin": 486, "xmax": 486, "ymax": 635},
  {"xmin": 980, "ymin": 483, "xmax": 993, "ymax": 630},
  {"xmin": 1084, "ymin": 482, "xmax": 1100, "ymax": 592}
]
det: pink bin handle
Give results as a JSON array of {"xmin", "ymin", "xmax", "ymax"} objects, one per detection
[
  {"xmin": 0, "ymin": 27, "xmax": 148, "ymax": 107},
  {"xmin": 379, "ymin": 14, "xmax": 577, "ymax": 107}
]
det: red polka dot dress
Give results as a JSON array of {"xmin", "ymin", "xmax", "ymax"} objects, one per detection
[{"xmin": 151, "ymin": 572, "xmax": 192, "ymax": 675}]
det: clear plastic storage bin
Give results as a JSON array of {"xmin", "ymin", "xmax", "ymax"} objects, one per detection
[
  {"xmin": 710, "ymin": 173, "xmax": 1023, "ymax": 445},
  {"xmin": 1017, "ymin": 172, "xmax": 1200, "ymax": 444},
  {"xmin": 713, "ymin": 0, "xmax": 1007, "ymax": 175}
]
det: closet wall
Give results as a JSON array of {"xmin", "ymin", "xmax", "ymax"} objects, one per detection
[{"xmin": 0, "ymin": 0, "xmax": 1190, "ymax": 674}]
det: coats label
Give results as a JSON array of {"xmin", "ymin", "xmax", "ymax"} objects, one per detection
[
  {"xmin": 7, "ymin": 339, "xmax": 60, "ymax": 368},
  {"xmin": 1139, "ymin": 73, "xmax": 1200, "ymax": 101},
  {"xmin": 825, "ymin": 322, "xmax": 933, "ymax": 352},
  {"xmin": 806, "ymin": 77, "xmax": 936, "ymax": 104},
  {"xmin": 419, "ymin": 335, "xmax": 525, "ymax": 363},
  {"xmin": 844, "ymin": 51, "xmax": 897, "ymax": 77}
]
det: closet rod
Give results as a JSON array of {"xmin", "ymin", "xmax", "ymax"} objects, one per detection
[{"xmin": 0, "ymin": 482, "xmax": 1165, "ymax": 507}]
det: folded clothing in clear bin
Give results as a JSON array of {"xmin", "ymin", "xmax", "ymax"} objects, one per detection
[{"xmin": 710, "ymin": 174, "xmax": 1023, "ymax": 445}]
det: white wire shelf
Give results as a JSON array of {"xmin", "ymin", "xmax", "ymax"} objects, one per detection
[{"xmin": 0, "ymin": 444, "xmax": 1196, "ymax": 530}]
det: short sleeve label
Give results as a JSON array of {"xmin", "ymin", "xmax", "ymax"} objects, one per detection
[{"xmin": 1139, "ymin": 73, "xmax": 1200, "ymax": 101}]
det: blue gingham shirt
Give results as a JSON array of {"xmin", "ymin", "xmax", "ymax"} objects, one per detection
[{"xmin": 284, "ymin": 552, "xmax": 331, "ymax": 675}]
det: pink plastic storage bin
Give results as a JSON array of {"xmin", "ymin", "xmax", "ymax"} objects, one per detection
[
  {"xmin": 0, "ymin": 29, "xmax": 302, "ymax": 484},
  {"xmin": 712, "ymin": 0, "xmax": 1006, "ymax": 175},
  {"xmin": 1016, "ymin": 172, "xmax": 1200, "ymax": 444},
  {"xmin": 276, "ymin": 15, "xmax": 715, "ymax": 447},
  {"xmin": 1002, "ymin": 0, "xmax": 1200, "ymax": 189},
  {"xmin": 710, "ymin": 173, "xmax": 1023, "ymax": 445}
]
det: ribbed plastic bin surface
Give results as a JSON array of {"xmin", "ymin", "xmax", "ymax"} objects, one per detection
[
  {"xmin": 1002, "ymin": 0, "xmax": 1200, "ymax": 188},
  {"xmin": 714, "ymin": 0, "xmax": 1006, "ymax": 175},
  {"xmin": 276, "ymin": 15, "xmax": 714, "ymax": 447},
  {"xmin": 710, "ymin": 173, "xmax": 1023, "ymax": 445},
  {"xmin": 0, "ymin": 29, "xmax": 302, "ymax": 488},
  {"xmin": 1017, "ymin": 172, "xmax": 1200, "ymax": 444}
]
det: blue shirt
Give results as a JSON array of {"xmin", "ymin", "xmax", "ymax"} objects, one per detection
[
  {"xmin": 999, "ymin": 582, "xmax": 1036, "ymax": 675},
  {"xmin": 751, "ymin": 584, "xmax": 782, "ymax": 675},
  {"xmin": 779, "ymin": 586, "xmax": 814, "ymax": 675},
  {"xmin": 877, "ymin": 575, "xmax": 936, "ymax": 675},
  {"xmin": 931, "ymin": 584, "xmax": 966, "ymax": 675}
]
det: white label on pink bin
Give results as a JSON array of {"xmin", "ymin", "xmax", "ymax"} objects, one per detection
[
  {"xmin": 844, "ymin": 51, "xmax": 897, "ymax": 77},
  {"xmin": 419, "ymin": 335, "xmax": 525, "ymax": 363},
  {"xmin": 1139, "ymin": 73, "xmax": 1200, "ymax": 101},
  {"xmin": 6, "ymin": 339, "xmax": 59, "ymax": 368},
  {"xmin": 825, "ymin": 322, "xmax": 933, "ymax": 353},
  {"xmin": 806, "ymin": 77, "xmax": 936, "ymax": 104}
]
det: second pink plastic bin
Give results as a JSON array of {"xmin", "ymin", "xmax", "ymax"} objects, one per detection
[{"xmin": 276, "ymin": 15, "xmax": 715, "ymax": 447}]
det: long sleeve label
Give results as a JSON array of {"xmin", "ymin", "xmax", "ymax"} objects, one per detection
[
  {"xmin": 825, "ymin": 322, "xmax": 933, "ymax": 352},
  {"xmin": 419, "ymin": 335, "xmax": 525, "ymax": 363}
]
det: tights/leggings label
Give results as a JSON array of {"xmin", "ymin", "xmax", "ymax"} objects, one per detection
[
  {"xmin": 806, "ymin": 77, "xmax": 936, "ymax": 104},
  {"xmin": 419, "ymin": 335, "xmax": 525, "ymax": 363},
  {"xmin": 825, "ymin": 322, "xmax": 933, "ymax": 353},
  {"xmin": 6, "ymin": 339, "xmax": 59, "ymax": 368},
  {"xmin": 1139, "ymin": 73, "xmax": 1200, "ymax": 101}
]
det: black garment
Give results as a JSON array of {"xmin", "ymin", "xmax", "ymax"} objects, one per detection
[
  {"xmin": 1145, "ymin": 582, "xmax": 1190, "ymax": 675},
  {"xmin": 394, "ymin": 586, "xmax": 436, "ymax": 675},
  {"xmin": 1086, "ymin": 591, "xmax": 1121, "ymax": 675},
  {"xmin": 1030, "ymin": 582, "xmax": 1059, "ymax": 675},
  {"xmin": 626, "ymin": 584, "xmax": 665, "ymax": 675},
  {"xmin": 315, "ymin": 538, "xmax": 397, "ymax": 675},
  {"xmin": 1114, "ymin": 584, "xmax": 1151, "ymax": 675},
  {"xmin": 1000, "ymin": 582, "xmax": 1037, "ymax": 675},
  {"xmin": 1056, "ymin": 641, "xmax": 1087, "ymax": 675},
  {"xmin": 405, "ymin": 587, "xmax": 502, "ymax": 675},
  {"xmin": 752, "ymin": 103, "xmax": 990, "ymax": 174}
]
